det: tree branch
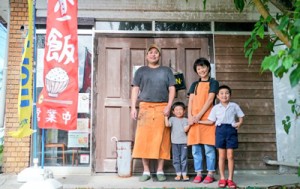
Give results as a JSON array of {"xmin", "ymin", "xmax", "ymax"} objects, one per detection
[{"xmin": 253, "ymin": 0, "xmax": 291, "ymax": 47}]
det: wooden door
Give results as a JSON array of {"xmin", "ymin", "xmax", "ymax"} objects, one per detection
[{"xmin": 94, "ymin": 36, "xmax": 211, "ymax": 173}]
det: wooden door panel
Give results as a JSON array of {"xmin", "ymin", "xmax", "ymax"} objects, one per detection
[
  {"xmin": 105, "ymin": 108, "xmax": 121, "ymax": 158},
  {"xmin": 95, "ymin": 37, "xmax": 154, "ymax": 172},
  {"xmin": 106, "ymin": 49, "xmax": 121, "ymax": 97}
]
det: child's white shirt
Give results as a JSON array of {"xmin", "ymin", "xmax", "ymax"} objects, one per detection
[{"xmin": 208, "ymin": 102, "xmax": 244, "ymax": 127}]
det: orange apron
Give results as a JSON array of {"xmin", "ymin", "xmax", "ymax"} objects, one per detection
[
  {"xmin": 132, "ymin": 102, "xmax": 171, "ymax": 160},
  {"xmin": 187, "ymin": 81, "xmax": 215, "ymax": 146}
]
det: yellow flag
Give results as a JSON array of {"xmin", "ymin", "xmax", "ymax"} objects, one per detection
[
  {"xmin": 10, "ymin": 0, "xmax": 34, "ymax": 138},
  {"xmin": 8, "ymin": 125, "xmax": 35, "ymax": 138}
]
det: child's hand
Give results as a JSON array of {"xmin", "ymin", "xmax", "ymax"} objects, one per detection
[
  {"xmin": 164, "ymin": 116, "xmax": 170, "ymax": 127},
  {"xmin": 193, "ymin": 114, "xmax": 202, "ymax": 123},
  {"xmin": 184, "ymin": 125, "xmax": 190, "ymax": 132},
  {"xmin": 234, "ymin": 122, "xmax": 242, "ymax": 130}
]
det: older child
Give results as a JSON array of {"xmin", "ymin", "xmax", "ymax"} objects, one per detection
[
  {"xmin": 199, "ymin": 85, "xmax": 244, "ymax": 189},
  {"xmin": 185, "ymin": 57, "xmax": 219, "ymax": 184},
  {"xmin": 165, "ymin": 102, "xmax": 190, "ymax": 181}
]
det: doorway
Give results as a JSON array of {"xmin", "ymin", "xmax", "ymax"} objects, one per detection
[{"xmin": 93, "ymin": 36, "xmax": 212, "ymax": 173}]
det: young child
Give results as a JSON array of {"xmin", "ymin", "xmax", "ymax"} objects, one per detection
[
  {"xmin": 199, "ymin": 85, "xmax": 244, "ymax": 189},
  {"xmin": 165, "ymin": 102, "xmax": 190, "ymax": 181}
]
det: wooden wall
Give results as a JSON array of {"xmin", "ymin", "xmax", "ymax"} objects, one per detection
[{"xmin": 214, "ymin": 35, "xmax": 277, "ymax": 170}]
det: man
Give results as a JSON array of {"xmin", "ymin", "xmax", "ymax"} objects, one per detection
[{"xmin": 131, "ymin": 44, "xmax": 176, "ymax": 182}]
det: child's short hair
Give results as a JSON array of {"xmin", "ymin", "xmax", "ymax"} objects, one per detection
[
  {"xmin": 218, "ymin": 85, "xmax": 232, "ymax": 95},
  {"xmin": 193, "ymin": 57, "xmax": 211, "ymax": 73},
  {"xmin": 171, "ymin": 101, "xmax": 186, "ymax": 111}
]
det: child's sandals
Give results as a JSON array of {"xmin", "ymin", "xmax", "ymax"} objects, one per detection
[
  {"xmin": 227, "ymin": 180, "xmax": 237, "ymax": 189},
  {"xmin": 174, "ymin": 175, "xmax": 181, "ymax": 181},
  {"xmin": 182, "ymin": 175, "xmax": 189, "ymax": 181},
  {"xmin": 218, "ymin": 179, "xmax": 227, "ymax": 188}
]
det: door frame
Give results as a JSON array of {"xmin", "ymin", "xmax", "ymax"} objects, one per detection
[{"xmin": 92, "ymin": 33, "xmax": 215, "ymax": 173}]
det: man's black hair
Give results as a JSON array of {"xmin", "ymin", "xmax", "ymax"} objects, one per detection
[
  {"xmin": 171, "ymin": 101, "xmax": 186, "ymax": 111},
  {"xmin": 193, "ymin": 57, "xmax": 211, "ymax": 73},
  {"xmin": 218, "ymin": 85, "xmax": 232, "ymax": 95}
]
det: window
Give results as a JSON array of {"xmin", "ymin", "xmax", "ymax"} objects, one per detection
[
  {"xmin": 215, "ymin": 22, "xmax": 268, "ymax": 32},
  {"xmin": 155, "ymin": 22, "xmax": 211, "ymax": 31},
  {"xmin": 96, "ymin": 21, "xmax": 152, "ymax": 31},
  {"xmin": 36, "ymin": 34, "xmax": 92, "ymax": 167}
]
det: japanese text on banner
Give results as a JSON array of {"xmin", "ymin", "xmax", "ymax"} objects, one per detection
[{"xmin": 37, "ymin": 0, "xmax": 79, "ymax": 130}]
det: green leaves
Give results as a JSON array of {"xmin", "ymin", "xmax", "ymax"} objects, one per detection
[
  {"xmin": 234, "ymin": 0, "xmax": 245, "ymax": 12},
  {"xmin": 277, "ymin": 15, "xmax": 289, "ymax": 31},
  {"xmin": 282, "ymin": 116, "xmax": 291, "ymax": 134},
  {"xmin": 282, "ymin": 55, "xmax": 294, "ymax": 69},
  {"xmin": 202, "ymin": 0, "xmax": 207, "ymax": 10},
  {"xmin": 244, "ymin": 16, "xmax": 265, "ymax": 65},
  {"xmin": 290, "ymin": 65, "xmax": 300, "ymax": 87},
  {"xmin": 282, "ymin": 99, "xmax": 300, "ymax": 134},
  {"xmin": 242, "ymin": 1, "xmax": 300, "ymax": 88},
  {"xmin": 257, "ymin": 24, "xmax": 265, "ymax": 39},
  {"xmin": 261, "ymin": 55, "xmax": 279, "ymax": 72}
]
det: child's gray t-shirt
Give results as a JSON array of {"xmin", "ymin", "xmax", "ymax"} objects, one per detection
[{"xmin": 168, "ymin": 117, "xmax": 188, "ymax": 144}]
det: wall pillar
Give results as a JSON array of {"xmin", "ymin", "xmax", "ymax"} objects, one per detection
[{"xmin": 3, "ymin": 0, "xmax": 31, "ymax": 173}]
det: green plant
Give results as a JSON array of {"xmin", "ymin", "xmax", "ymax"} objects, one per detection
[
  {"xmin": 203, "ymin": 0, "xmax": 300, "ymax": 87},
  {"xmin": 282, "ymin": 99, "xmax": 300, "ymax": 134},
  {"xmin": 244, "ymin": 0, "xmax": 300, "ymax": 88}
]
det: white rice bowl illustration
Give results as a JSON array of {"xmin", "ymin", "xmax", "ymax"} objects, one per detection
[{"xmin": 45, "ymin": 67, "xmax": 69, "ymax": 97}]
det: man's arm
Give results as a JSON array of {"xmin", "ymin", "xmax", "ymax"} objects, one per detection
[
  {"xmin": 131, "ymin": 86, "xmax": 139, "ymax": 120},
  {"xmin": 164, "ymin": 86, "xmax": 175, "ymax": 116}
]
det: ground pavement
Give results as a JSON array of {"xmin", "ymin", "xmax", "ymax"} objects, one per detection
[{"xmin": 0, "ymin": 171, "xmax": 299, "ymax": 189}]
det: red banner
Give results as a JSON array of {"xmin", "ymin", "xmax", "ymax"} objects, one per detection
[{"xmin": 37, "ymin": 0, "xmax": 78, "ymax": 130}]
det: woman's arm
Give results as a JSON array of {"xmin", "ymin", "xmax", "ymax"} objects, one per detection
[
  {"xmin": 188, "ymin": 94, "xmax": 194, "ymax": 125},
  {"xmin": 194, "ymin": 92, "xmax": 216, "ymax": 123}
]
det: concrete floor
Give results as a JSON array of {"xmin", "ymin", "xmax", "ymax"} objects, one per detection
[{"xmin": 1, "ymin": 170, "xmax": 300, "ymax": 189}]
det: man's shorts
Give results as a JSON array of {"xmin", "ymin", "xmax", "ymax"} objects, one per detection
[{"xmin": 215, "ymin": 124, "xmax": 238, "ymax": 149}]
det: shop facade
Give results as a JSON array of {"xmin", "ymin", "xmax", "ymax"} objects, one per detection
[{"xmin": 3, "ymin": 0, "xmax": 281, "ymax": 174}]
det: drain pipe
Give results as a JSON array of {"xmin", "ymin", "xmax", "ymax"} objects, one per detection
[{"xmin": 263, "ymin": 156, "xmax": 300, "ymax": 168}]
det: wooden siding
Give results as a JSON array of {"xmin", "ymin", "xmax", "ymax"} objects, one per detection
[{"xmin": 214, "ymin": 35, "xmax": 277, "ymax": 170}]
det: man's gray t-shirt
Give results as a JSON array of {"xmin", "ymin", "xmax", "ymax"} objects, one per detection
[
  {"xmin": 132, "ymin": 66, "xmax": 176, "ymax": 102},
  {"xmin": 168, "ymin": 117, "xmax": 188, "ymax": 144}
]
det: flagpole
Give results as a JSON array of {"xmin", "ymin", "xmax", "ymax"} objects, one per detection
[
  {"xmin": 32, "ymin": 0, "xmax": 38, "ymax": 163},
  {"xmin": 41, "ymin": 129, "xmax": 45, "ymax": 168}
]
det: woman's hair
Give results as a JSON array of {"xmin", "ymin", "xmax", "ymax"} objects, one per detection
[
  {"xmin": 171, "ymin": 101, "xmax": 186, "ymax": 111},
  {"xmin": 193, "ymin": 57, "xmax": 211, "ymax": 73}
]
